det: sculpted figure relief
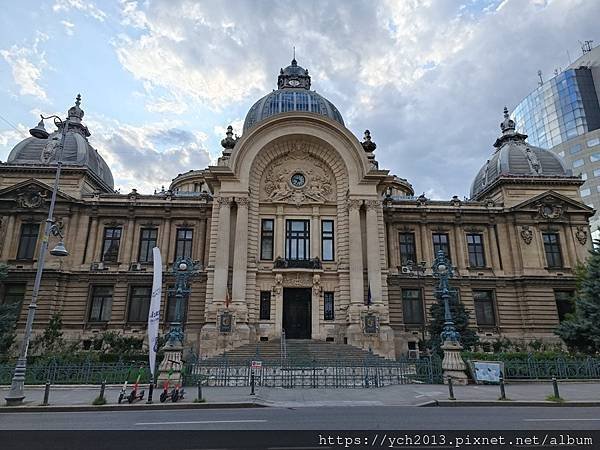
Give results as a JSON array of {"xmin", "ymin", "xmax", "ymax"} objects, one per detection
[{"xmin": 261, "ymin": 144, "xmax": 334, "ymax": 205}]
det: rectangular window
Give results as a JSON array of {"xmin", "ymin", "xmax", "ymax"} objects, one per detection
[
  {"xmin": 138, "ymin": 228, "xmax": 158, "ymax": 263},
  {"xmin": 587, "ymin": 137, "xmax": 600, "ymax": 147},
  {"xmin": 432, "ymin": 233, "xmax": 451, "ymax": 260},
  {"xmin": 175, "ymin": 228, "xmax": 193, "ymax": 260},
  {"xmin": 573, "ymin": 159, "xmax": 584, "ymax": 168},
  {"xmin": 569, "ymin": 143, "xmax": 582, "ymax": 154},
  {"xmin": 127, "ymin": 286, "xmax": 151, "ymax": 322},
  {"xmin": 321, "ymin": 220, "xmax": 334, "ymax": 261},
  {"xmin": 543, "ymin": 233, "xmax": 563, "ymax": 268},
  {"xmin": 166, "ymin": 287, "xmax": 188, "ymax": 323},
  {"xmin": 89, "ymin": 286, "xmax": 113, "ymax": 322},
  {"xmin": 324, "ymin": 292, "xmax": 335, "ymax": 321},
  {"xmin": 581, "ymin": 188, "xmax": 591, "ymax": 197},
  {"xmin": 101, "ymin": 227, "xmax": 121, "ymax": 262},
  {"xmin": 17, "ymin": 223, "xmax": 39, "ymax": 260},
  {"xmin": 399, "ymin": 232, "xmax": 417, "ymax": 265},
  {"xmin": 591, "ymin": 152, "xmax": 600, "ymax": 162},
  {"xmin": 555, "ymin": 290, "xmax": 574, "ymax": 322},
  {"xmin": 259, "ymin": 291, "xmax": 271, "ymax": 320},
  {"xmin": 594, "ymin": 168, "xmax": 600, "ymax": 177},
  {"xmin": 402, "ymin": 289, "xmax": 424, "ymax": 324},
  {"xmin": 2, "ymin": 284, "xmax": 25, "ymax": 306},
  {"xmin": 286, "ymin": 220, "xmax": 310, "ymax": 260},
  {"xmin": 260, "ymin": 219, "xmax": 274, "ymax": 260},
  {"xmin": 473, "ymin": 290, "xmax": 496, "ymax": 326},
  {"xmin": 466, "ymin": 233, "xmax": 486, "ymax": 268}
]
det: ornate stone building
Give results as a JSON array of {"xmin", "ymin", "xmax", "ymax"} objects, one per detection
[{"xmin": 0, "ymin": 59, "xmax": 595, "ymax": 359}]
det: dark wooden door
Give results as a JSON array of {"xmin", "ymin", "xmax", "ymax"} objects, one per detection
[{"xmin": 283, "ymin": 288, "xmax": 311, "ymax": 339}]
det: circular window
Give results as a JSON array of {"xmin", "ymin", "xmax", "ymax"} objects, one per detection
[{"xmin": 290, "ymin": 173, "xmax": 306, "ymax": 188}]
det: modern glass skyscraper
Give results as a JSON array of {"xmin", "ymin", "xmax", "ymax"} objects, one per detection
[{"xmin": 513, "ymin": 44, "xmax": 600, "ymax": 240}]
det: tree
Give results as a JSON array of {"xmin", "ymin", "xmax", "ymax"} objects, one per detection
[
  {"xmin": 555, "ymin": 240, "xmax": 600, "ymax": 354},
  {"xmin": 426, "ymin": 290, "xmax": 479, "ymax": 355},
  {"xmin": 0, "ymin": 263, "xmax": 18, "ymax": 359},
  {"xmin": 31, "ymin": 312, "xmax": 64, "ymax": 355}
]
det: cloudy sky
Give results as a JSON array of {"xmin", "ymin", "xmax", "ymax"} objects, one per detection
[{"xmin": 1, "ymin": 0, "xmax": 598, "ymax": 197}]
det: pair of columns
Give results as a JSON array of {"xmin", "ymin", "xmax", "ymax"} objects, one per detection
[
  {"xmin": 348, "ymin": 199, "xmax": 384, "ymax": 308},
  {"xmin": 213, "ymin": 196, "xmax": 249, "ymax": 315}
]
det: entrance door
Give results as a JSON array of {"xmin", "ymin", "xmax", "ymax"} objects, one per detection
[{"xmin": 283, "ymin": 288, "xmax": 311, "ymax": 339}]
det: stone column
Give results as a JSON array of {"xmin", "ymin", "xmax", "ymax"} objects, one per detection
[
  {"xmin": 275, "ymin": 206, "xmax": 284, "ymax": 259},
  {"xmin": 87, "ymin": 216, "xmax": 99, "ymax": 263},
  {"xmin": 487, "ymin": 224, "xmax": 499, "ymax": 270},
  {"xmin": 161, "ymin": 218, "xmax": 172, "ymax": 264},
  {"xmin": 232, "ymin": 197, "xmax": 249, "ymax": 320},
  {"xmin": 123, "ymin": 218, "xmax": 135, "ymax": 263},
  {"xmin": 1, "ymin": 215, "xmax": 16, "ymax": 260},
  {"xmin": 311, "ymin": 206, "xmax": 320, "ymax": 259},
  {"xmin": 347, "ymin": 199, "xmax": 364, "ymax": 307},
  {"xmin": 365, "ymin": 200, "xmax": 383, "ymax": 304},
  {"xmin": 213, "ymin": 196, "xmax": 232, "ymax": 302},
  {"xmin": 198, "ymin": 217, "xmax": 207, "ymax": 267}
]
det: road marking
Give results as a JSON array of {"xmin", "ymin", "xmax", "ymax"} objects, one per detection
[
  {"xmin": 525, "ymin": 418, "xmax": 600, "ymax": 421},
  {"xmin": 135, "ymin": 419, "xmax": 268, "ymax": 425}
]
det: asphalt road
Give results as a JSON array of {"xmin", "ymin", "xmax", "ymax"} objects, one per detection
[{"xmin": 1, "ymin": 405, "xmax": 599, "ymax": 430}]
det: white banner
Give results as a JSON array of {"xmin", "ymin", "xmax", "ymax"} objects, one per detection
[{"xmin": 148, "ymin": 247, "xmax": 162, "ymax": 379}]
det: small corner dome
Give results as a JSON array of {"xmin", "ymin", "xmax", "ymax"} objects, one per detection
[
  {"xmin": 470, "ymin": 107, "xmax": 570, "ymax": 199},
  {"xmin": 243, "ymin": 58, "xmax": 345, "ymax": 132},
  {"xmin": 5, "ymin": 96, "xmax": 114, "ymax": 191}
]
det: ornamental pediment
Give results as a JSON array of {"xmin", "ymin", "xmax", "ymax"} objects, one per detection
[
  {"xmin": 260, "ymin": 144, "xmax": 335, "ymax": 205},
  {"xmin": 510, "ymin": 190, "xmax": 593, "ymax": 220},
  {"xmin": 0, "ymin": 178, "xmax": 76, "ymax": 209}
]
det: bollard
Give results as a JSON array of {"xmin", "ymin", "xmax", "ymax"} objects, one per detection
[
  {"xmin": 499, "ymin": 375, "xmax": 506, "ymax": 400},
  {"xmin": 552, "ymin": 377, "xmax": 560, "ymax": 399},
  {"xmin": 447, "ymin": 376, "xmax": 455, "ymax": 400},
  {"xmin": 146, "ymin": 382, "xmax": 154, "ymax": 404},
  {"xmin": 197, "ymin": 380, "xmax": 203, "ymax": 401},
  {"xmin": 42, "ymin": 381, "xmax": 51, "ymax": 406},
  {"xmin": 99, "ymin": 380, "xmax": 106, "ymax": 402},
  {"xmin": 250, "ymin": 371, "xmax": 255, "ymax": 395}
]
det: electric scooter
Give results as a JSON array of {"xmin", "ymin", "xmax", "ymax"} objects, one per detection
[
  {"xmin": 117, "ymin": 368, "xmax": 132, "ymax": 404},
  {"xmin": 127, "ymin": 366, "xmax": 146, "ymax": 403},
  {"xmin": 159, "ymin": 360, "xmax": 186, "ymax": 403}
]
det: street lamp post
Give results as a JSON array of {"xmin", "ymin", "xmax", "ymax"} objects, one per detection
[
  {"xmin": 156, "ymin": 257, "xmax": 198, "ymax": 386},
  {"xmin": 431, "ymin": 249, "xmax": 468, "ymax": 385},
  {"xmin": 5, "ymin": 109, "xmax": 72, "ymax": 405}
]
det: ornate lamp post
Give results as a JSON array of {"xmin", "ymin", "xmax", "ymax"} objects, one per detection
[
  {"xmin": 431, "ymin": 250, "xmax": 468, "ymax": 385},
  {"xmin": 5, "ymin": 103, "xmax": 74, "ymax": 405},
  {"xmin": 157, "ymin": 257, "xmax": 198, "ymax": 385}
]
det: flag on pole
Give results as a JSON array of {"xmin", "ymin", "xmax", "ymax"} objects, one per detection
[
  {"xmin": 366, "ymin": 283, "xmax": 372, "ymax": 307},
  {"xmin": 225, "ymin": 287, "xmax": 231, "ymax": 309},
  {"xmin": 148, "ymin": 247, "xmax": 162, "ymax": 379}
]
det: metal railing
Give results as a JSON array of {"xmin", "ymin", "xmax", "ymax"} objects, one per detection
[
  {"xmin": 501, "ymin": 356, "xmax": 600, "ymax": 380},
  {"xmin": 0, "ymin": 359, "xmax": 150, "ymax": 385},
  {"xmin": 183, "ymin": 355, "xmax": 442, "ymax": 388}
]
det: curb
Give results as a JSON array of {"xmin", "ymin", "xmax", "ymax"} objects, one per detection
[
  {"xmin": 432, "ymin": 400, "xmax": 600, "ymax": 407},
  {"xmin": 0, "ymin": 402, "xmax": 267, "ymax": 413}
]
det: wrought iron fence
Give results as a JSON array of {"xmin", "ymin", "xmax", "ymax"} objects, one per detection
[
  {"xmin": 183, "ymin": 355, "xmax": 443, "ymax": 388},
  {"xmin": 0, "ymin": 360, "xmax": 150, "ymax": 385},
  {"xmin": 501, "ymin": 356, "xmax": 600, "ymax": 380}
]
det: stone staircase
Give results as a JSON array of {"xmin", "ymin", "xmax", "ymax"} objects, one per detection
[{"xmin": 201, "ymin": 339, "xmax": 389, "ymax": 365}]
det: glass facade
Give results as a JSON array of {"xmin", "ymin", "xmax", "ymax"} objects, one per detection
[{"xmin": 512, "ymin": 68, "xmax": 600, "ymax": 149}]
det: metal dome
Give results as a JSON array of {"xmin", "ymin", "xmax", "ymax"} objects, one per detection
[
  {"xmin": 5, "ymin": 97, "xmax": 114, "ymax": 191},
  {"xmin": 243, "ymin": 58, "xmax": 345, "ymax": 132},
  {"xmin": 470, "ymin": 108, "xmax": 571, "ymax": 199}
]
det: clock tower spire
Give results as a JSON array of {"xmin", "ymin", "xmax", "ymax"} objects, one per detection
[{"xmin": 277, "ymin": 56, "xmax": 311, "ymax": 90}]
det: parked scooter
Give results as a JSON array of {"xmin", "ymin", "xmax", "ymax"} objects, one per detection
[
  {"xmin": 126, "ymin": 366, "xmax": 146, "ymax": 403},
  {"xmin": 118, "ymin": 368, "xmax": 132, "ymax": 404},
  {"xmin": 159, "ymin": 362, "xmax": 185, "ymax": 403}
]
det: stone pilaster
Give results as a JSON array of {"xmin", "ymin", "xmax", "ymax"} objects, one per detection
[
  {"xmin": 232, "ymin": 197, "xmax": 249, "ymax": 321},
  {"xmin": 213, "ymin": 196, "xmax": 232, "ymax": 302},
  {"xmin": 347, "ymin": 199, "xmax": 364, "ymax": 309},
  {"xmin": 365, "ymin": 200, "xmax": 383, "ymax": 304}
]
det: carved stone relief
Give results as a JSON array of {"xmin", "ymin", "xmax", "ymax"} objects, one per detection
[
  {"xmin": 312, "ymin": 274, "xmax": 322, "ymax": 296},
  {"xmin": 520, "ymin": 225, "xmax": 533, "ymax": 245},
  {"xmin": 575, "ymin": 226, "xmax": 588, "ymax": 245},
  {"xmin": 261, "ymin": 145, "xmax": 335, "ymax": 205},
  {"xmin": 536, "ymin": 197, "xmax": 564, "ymax": 220},
  {"xmin": 16, "ymin": 188, "xmax": 47, "ymax": 209}
]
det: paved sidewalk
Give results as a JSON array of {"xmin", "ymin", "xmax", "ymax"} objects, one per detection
[{"xmin": 1, "ymin": 381, "xmax": 599, "ymax": 408}]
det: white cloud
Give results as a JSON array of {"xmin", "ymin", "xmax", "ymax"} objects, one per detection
[
  {"xmin": 52, "ymin": 0, "xmax": 106, "ymax": 22},
  {"xmin": 85, "ymin": 115, "xmax": 212, "ymax": 193},
  {"xmin": 0, "ymin": 33, "xmax": 49, "ymax": 101},
  {"xmin": 61, "ymin": 20, "xmax": 75, "ymax": 36}
]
